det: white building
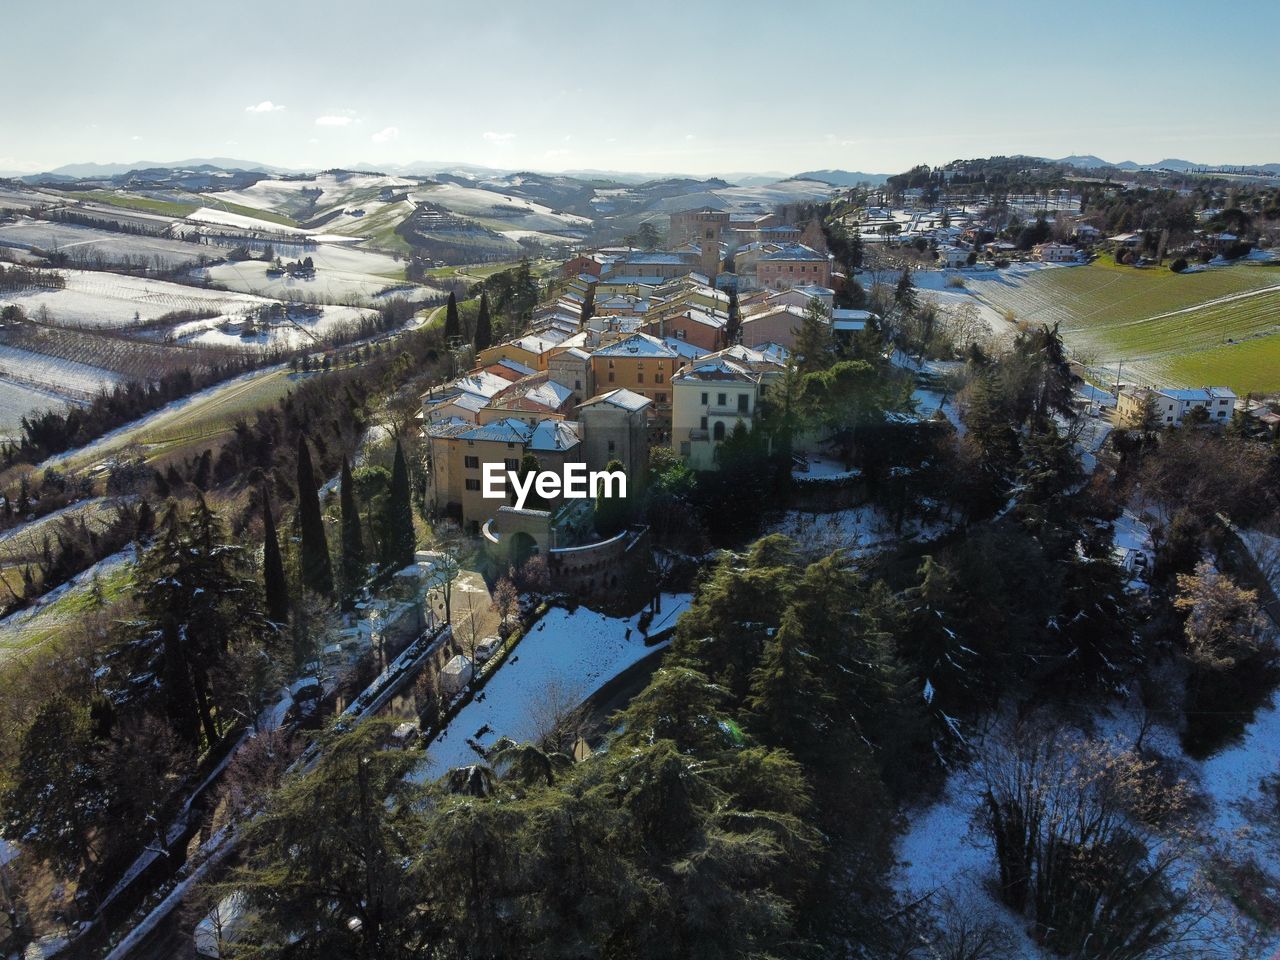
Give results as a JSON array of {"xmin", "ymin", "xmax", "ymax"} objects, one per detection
[{"xmin": 1117, "ymin": 386, "xmax": 1238, "ymax": 427}]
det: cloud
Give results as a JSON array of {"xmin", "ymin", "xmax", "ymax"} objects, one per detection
[
  {"xmin": 245, "ymin": 100, "xmax": 285, "ymax": 114},
  {"xmin": 130, "ymin": 135, "xmax": 142, "ymax": 141},
  {"xmin": 483, "ymin": 131, "xmax": 516, "ymax": 144},
  {"xmin": 685, "ymin": 134, "xmax": 696, "ymax": 141},
  {"xmin": 544, "ymin": 148, "xmax": 570, "ymax": 160},
  {"xmin": 315, "ymin": 115, "xmax": 355, "ymax": 127},
  {"xmin": 308, "ymin": 137, "xmax": 320, "ymax": 144},
  {"xmin": 371, "ymin": 126, "xmax": 400, "ymax": 143}
]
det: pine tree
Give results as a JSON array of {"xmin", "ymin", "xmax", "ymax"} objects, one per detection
[
  {"xmin": 297, "ymin": 434, "xmax": 333, "ymax": 596},
  {"xmin": 381, "ymin": 440, "xmax": 415, "ymax": 570},
  {"xmin": 339, "ymin": 455, "xmax": 365, "ymax": 604},
  {"xmin": 443, "ymin": 290, "xmax": 460, "ymax": 340},
  {"xmin": 474, "ymin": 292, "xmax": 493, "ymax": 350},
  {"xmin": 262, "ymin": 491, "xmax": 290, "ymax": 624}
]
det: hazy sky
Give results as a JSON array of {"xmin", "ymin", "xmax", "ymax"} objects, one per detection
[{"xmin": 4, "ymin": 0, "xmax": 1278, "ymax": 176}]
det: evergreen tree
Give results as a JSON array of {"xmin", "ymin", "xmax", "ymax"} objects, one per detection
[
  {"xmin": 474, "ymin": 292, "xmax": 493, "ymax": 351},
  {"xmin": 296, "ymin": 434, "xmax": 334, "ymax": 597},
  {"xmin": 381, "ymin": 440, "xmax": 415, "ymax": 570},
  {"xmin": 339, "ymin": 455, "xmax": 365, "ymax": 604},
  {"xmin": 593, "ymin": 458, "xmax": 630, "ymax": 537},
  {"xmin": 793, "ymin": 297, "xmax": 834, "ymax": 373},
  {"xmin": 443, "ymin": 290, "xmax": 460, "ymax": 340},
  {"xmin": 262, "ymin": 491, "xmax": 289, "ymax": 624},
  {"xmin": 0, "ymin": 699, "xmax": 107, "ymax": 881},
  {"xmin": 233, "ymin": 721, "xmax": 431, "ymax": 960},
  {"xmin": 894, "ymin": 264, "xmax": 917, "ymax": 314},
  {"xmin": 723, "ymin": 287, "xmax": 741, "ymax": 346},
  {"xmin": 139, "ymin": 498, "xmax": 269, "ymax": 746}
]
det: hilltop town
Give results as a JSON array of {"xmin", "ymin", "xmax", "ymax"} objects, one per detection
[{"xmin": 3, "ymin": 0, "xmax": 1280, "ymax": 948}]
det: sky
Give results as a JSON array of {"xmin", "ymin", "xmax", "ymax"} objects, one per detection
[{"xmin": 4, "ymin": 0, "xmax": 1279, "ymax": 178}]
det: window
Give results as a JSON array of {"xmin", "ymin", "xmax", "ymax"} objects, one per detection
[
  {"xmin": 505, "ymin": 458, "xmax": 519, "ymax": 471},
  {"xmin": 608, "ymin": 372, "xmax": 615, "ymax": 383},
  {"xmin": 465, "ymin": 478, "xmax": 481, "ymax": 491},
  {"xmin": 637, "ymin": 372, "xmax": 644, "ymax": 383},
  {"xmin": 738, "ymin": 394, "xmax": 749, "ymax": 413},
  {"xmin": 657, "ymin": 393, "xmax": 666, "ymax": 403},
  {"xmin": 607, "ymin": 440, "xmax": 616, "ymax": 453},
  {"xmin": 655, "ymin": 373, "xmax": 664, "ymax": 384},
  {"xmin": 575, "ymin": 379, "xmax": 581, "ymax": 390},
  {"xmin": 717, "ymin": 393, "xmax": 727, "ymax": 407},
  {"xmin": 608, "ymin": 359, "xmax": 615, "ymax": 369},
  {"xmin": 701, "ymin": 392, "xmax": 708, "ymax": 405},
  {"xmin": 680, "ymin": 441, "xmax": 691, "ymax": 456},
  {"xmin": 700, "ymin": 416, "xmax": 708, "ymax": 430},
  {"xmin": 464, "ymin": 455, "xmax": 479, "ymax": 469},
  {"xmin": 713, "ymin": 421, "xmax": 726, "ymax": 441},
  {"xmin": 675, "ymin": 329, "xmax": 687, "ymax": 340}
]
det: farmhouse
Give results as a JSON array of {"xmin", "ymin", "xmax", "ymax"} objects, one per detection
[{"xmin": 1117, "ymin": 385, "xmax": 1238, "ymax": 427}]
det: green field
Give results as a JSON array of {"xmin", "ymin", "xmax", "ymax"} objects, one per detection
[
  {"xmin": 79, "ymin": 190, "xmax": 200, "ymax": 217},
  {"xmin": 971, "ymin": 258, "xmax": 1280, "ymax": 392}
]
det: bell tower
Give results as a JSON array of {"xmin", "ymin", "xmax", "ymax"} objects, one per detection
[{"xmin": 700, "ymin": 222, "xmax": 720, "ymax": 281}]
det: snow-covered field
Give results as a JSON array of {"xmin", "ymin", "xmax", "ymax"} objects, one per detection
[
  {"xmin": 0, "ymin": 218, "xmax": 229, "ymax": 267},
  {"xmin": 214, "ymin": 171, "xmax": 416, "ymax": 218},
  {"xmin": 413, "ymin": 182, "xmax": 591, "ymax": 232},
  {"xmin": 191, "ymin": 241, "xmax": 434, "ymax": 305},
  {"xmin": 1, "ymin": 267, "xmax": 276, "ymax": 328},
  {"xmin": 418, "ymin": 594, "xmax": 692, "ymax": 775},
  {"xmin": 173, "ymin": 303, "xmax": 374, "ymax": 350},
  {"xmin": 0, "ymin": 343, "xmax": 126, "ymax": 399},
  {"xmin": 0, "ymin": 378, "xmax": 71, "ymax": 440}
]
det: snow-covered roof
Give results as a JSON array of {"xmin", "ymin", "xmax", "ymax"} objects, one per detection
[
  {"xmin": 579, "ymin": 387, "xmax": 652, "ymax": 412},
  {"xmin": 674, "ymin": 358, "xmax": 756, "ymax": 383},
  {"xmin": 593, "ymin": 332, "xmax": 680, "ymax": 359},
  {"xmin": 452, "ymin": 370, "xmax": 509, "ymax": 399}
]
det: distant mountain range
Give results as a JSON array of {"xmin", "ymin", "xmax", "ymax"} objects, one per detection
[
  {"xmin": 1053, "ymin": 155, "xmax": 1280, "ymax": 174},
  {"xmin": 24, "ymin": 157, "xmax": 298, "ymax": 179}
]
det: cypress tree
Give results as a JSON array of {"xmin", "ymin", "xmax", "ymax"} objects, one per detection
[
  {"xmin": 262, "ymin": 491, "xmax": 290, "ymax": 623},
  {"xmin": 443, "ymin": 290, "xmax": 460, "ymax": 340},
  {"xmin": 381, "ymin": 440, "xmax": 415, "ymax": 570},
  {"xmin": 339, "ymin": 455, "xmax": 365, "ymax": 604},
  {"xmin": 474, "ymin": 292, "xmax": 492, "ymax": 351},
  {"xmin": 724, "ymin": 288, "xmax": 741, "ymax": 346},
  {"xmin": 296, "ymin": 434, "xmax": 333, "ymax": 596}
]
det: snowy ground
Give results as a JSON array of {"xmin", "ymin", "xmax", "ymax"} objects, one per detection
[
  {"xmin": 0, "ymin": 378, "xmax": 72, "ymax": 440},
  {"xmin": 191, "ymin": 242, "xmax": 434, "ymax": 305},
  {"xmin": 771, "ymin": 505, "xmax": 951, "ymax": 557},
  {"xmin": 412, "ymin": 182, "xmax": 592, "ymax": 233},
  {"xmin": 0, "ymin": 343, "xmax": 126, "ymax": 398},
  {"xmin": 894, "ymin": 701, "xmax": 1280, "ymax": 958},
  {"xmin": 0, "ymin": 218, "xmax": 230, "ymax": 267},
  {"xmin": 417, "ymin": 594, "xmax": 692, "ymax": 775},
  {"xmin": 1, "ymin": 267, "xmax": 276, "ymax": 328}
]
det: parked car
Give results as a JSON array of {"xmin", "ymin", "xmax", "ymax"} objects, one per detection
[{"xmin": 475, "ymin": 636, "xmax": 502, "ymax": 663}]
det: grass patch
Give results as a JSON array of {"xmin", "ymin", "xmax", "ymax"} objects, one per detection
[
  {"xmin": 79, "ymin": 190, "xmax": 199, "ymax": 218},
  {"xmin": 188, "ymin": 194, "xmax": 301, "ymax": 228},
  {"xmin": 0, "ymin": 556, "xmax": 134, "ymax": 662}
]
